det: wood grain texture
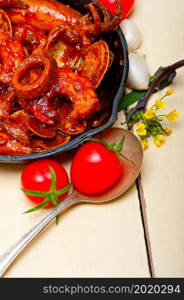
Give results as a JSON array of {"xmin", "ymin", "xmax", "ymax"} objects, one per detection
[
  {"xmin": 0, "ymin": 119, "xmax": 149, "ymax": 277},
  {"xmin": 131, "ymin": 0, "xmax": 184, "ymax": 277},
  {"xmin": 1, "ymin": 0, "xmax": 183, "ymax": 278}
]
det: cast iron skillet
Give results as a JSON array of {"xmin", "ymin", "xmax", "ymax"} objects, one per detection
[{"xmin": 0, "ymin": 0, "xmax": 129, "ymax": 163}]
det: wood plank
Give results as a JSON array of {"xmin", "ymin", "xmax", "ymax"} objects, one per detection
[
  {"xmin": 0, "ymin": 111, "xmax": 150, "ymax": 277},
  {"xmin": 131, "ymin": 0, "xmax": 184, "ymax": 277}
]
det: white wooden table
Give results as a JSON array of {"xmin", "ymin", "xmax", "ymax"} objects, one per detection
[{"xmin": 0, "ymin": 0, "xmax": 184, "ymax": 277}]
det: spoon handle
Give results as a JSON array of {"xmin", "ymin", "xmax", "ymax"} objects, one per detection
[{"xmin": 0, "ymin": 193, "xmax": 79, "ymax": 277}]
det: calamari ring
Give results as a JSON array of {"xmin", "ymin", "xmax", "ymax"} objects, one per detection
[
  {"xmin": 29, "ymin": 70, "xmax": 100, "ymax": 127},
  {"xmin": 12, "ymin": 56, "xmax": 57, "ymax": 99},
  {"xmin": 27, "ymin": 115, "xmax": 57, "ymax": 138},
  {"xmin": 31, "ymin": 132, "xmax": 71, "ymax": 153},
  {"xmin": 0, "ymin": 9, "xmax": 12, "ymax": 36}
]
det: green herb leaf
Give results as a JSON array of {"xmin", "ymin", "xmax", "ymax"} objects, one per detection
[
  {"xmin": 22, "ymin": 189, "xmax": 49, "ymax": 197},
  {"xmin": 50, "ymin": 195, "xmax": 60, "ymax": 225},
  {"xmin": 22, "ymin": 165, "xmax": 72, "ymax": 225},
  {"xmin": 151, "ymin": 68, "xmax": 176, "ymax": 91},
  {"xmin": 125, "ymin": 62, "xmax": 180, "ymax": 123},
  {"xmin": 120, "ymin": 153, "xmax": 135, "ymax": 165},
  {"xmin": 149, "ymin": 67, "xmax": 162, "ymax": 83},
  {"xmin": 108, "ymin": 142, "xmax": 116, "ymax": 151},
  {"xmin": 115, "ymin": 152, "xmax": 123, "ymax": 165},
  {"xmin": 49, "ymin": 193, "xmax": 59, "ymax": 206},
  {"xmin": 55, "ymin": 184, "xmax": 72, "ymax": 196},
  {"xmin": 118, "ymin": 68, "xmax": 177, "ymax": 113},
  {"xmin": 49, "ymin": 194, "xmax": 61, "ymax": 225},
  {"xmin": 49, "ymin": 166, "xmax": 57, "ymax": 192},
  {"xmin": 118, "ymin": 91, "xmax": 146, "ymax": 111},
  {"xmin": 115, "ymin": 136, "xmax": 125, "ymax": 151},
  {"xmin": 85, "ymin": 137, "xmax": 108, "ymax": 147},
  {"xmin": 23, "ymin": 197, "xmax": 50, "ymax": 214}
]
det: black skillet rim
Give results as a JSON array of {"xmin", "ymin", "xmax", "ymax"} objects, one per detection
[{"xmin": 0, "ymin": 28, "xmax": 129, "ymax": 163}]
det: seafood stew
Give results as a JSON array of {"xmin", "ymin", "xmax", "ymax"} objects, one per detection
[{"xmin": 0, "ymin": 0, "xmax": 128, "ymax": 162}]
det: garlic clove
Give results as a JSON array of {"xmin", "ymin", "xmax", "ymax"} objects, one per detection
[
  {"xmin": 120, "ymin": 19, "xmax": 143, "ymax": 52},
  {"xmin": 127, "ymin": 53, "xmax": 150, "ymax": 90}
]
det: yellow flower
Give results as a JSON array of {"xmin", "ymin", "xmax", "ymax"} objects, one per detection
[
  {"xmin": 155, "ymin": 100, "xmax": 168, "ymax": 110},
  {"xmin": 136, "ymin": 123, "xmax": 147, "ymax": 136},
  {"xmin": 144, "ymin": 109, "xmax": 156, "ymax": 119},
  {"xmin": 165, "ymin": 128, "xmax": 173, "ymax": 135},
  {"xmin": 141, "ymin": 139, "xmax": 149, "ymax": 150},
  {"xmin": 165, "ymin": 88, "xmax": 174, "ymax": 96},
  {"xmin": 166, "ymin": 110, "xmax": 180, "ymax": 123},
  {"xmin": 154, "ymin": 135, "xmax": 165, "ymax": 147}
]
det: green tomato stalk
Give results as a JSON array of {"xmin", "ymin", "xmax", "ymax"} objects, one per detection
[
  {"xmin": 87, "ymin": 136, "xmax": 135, "ymax": 165},
  {"xmin": 22, "ymin": 166, "xmax": 71, "ymax": 224}
]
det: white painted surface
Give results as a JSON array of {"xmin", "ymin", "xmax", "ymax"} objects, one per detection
[
  {"xmin": 131, "ymin": 0, "xmax": 184, "ymax": 277},
  {"xmin": 0, "ymin": 0, "xmax": 184, "ymax": 278}
]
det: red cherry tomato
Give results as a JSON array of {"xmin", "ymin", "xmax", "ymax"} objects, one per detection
[
  {"xmin": 21, "ymin": 159, "xmax": 69, "ymax": 208},
  {"xmin": 100, "ymin": 0, "xmax": 135, "ymax": 19},
  {"xmin": 70, "ymin": 141, "xmax": 123, "ymax": 195}
]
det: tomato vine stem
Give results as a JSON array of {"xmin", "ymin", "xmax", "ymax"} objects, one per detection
[{"xmin": 22, "ymin": 166, "xmax": 71, "ymax": 223}]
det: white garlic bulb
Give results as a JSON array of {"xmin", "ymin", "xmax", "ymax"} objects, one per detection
[
  {"xmin": 127, "ymin": 53, "xmax": 150, "ymax": 90},
  {"xmin": 120, "ymin": 19, "xmax": 143, "ymax": 52}
]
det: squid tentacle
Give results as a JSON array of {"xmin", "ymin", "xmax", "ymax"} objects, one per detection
[{"xmin": 90, "ymin": 0, "xmax": 122, "ymax": 33}]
